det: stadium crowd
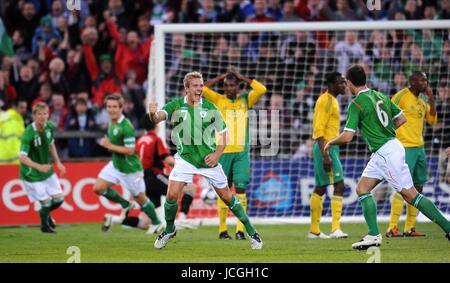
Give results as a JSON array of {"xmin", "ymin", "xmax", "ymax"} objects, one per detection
[{"xmin": 0, "ymin": 0, "xmax": 449, "ymax": 162}]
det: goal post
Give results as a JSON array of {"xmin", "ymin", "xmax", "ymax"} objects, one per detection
[{"xmin": 147, "ymin": 20, "xmax": 450, "ymax": 225}]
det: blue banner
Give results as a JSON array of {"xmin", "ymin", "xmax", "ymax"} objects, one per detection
[{"xmin": 247, "ymin": 157, "xmax": 450, "ymax": 217}]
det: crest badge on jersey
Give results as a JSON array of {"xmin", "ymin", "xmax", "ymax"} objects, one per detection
[
  {"xmin": 46, "ymin": 131, "xmax": 51, "ymax": 139},
  {"xmin": 113, "ymin": 128, "xmax": 119, "ymax": 136},
  {"xmin": 200, "ymin": 110, "xmax": 207, "ymax": 118}
]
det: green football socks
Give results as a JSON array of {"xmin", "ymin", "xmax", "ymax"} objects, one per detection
[
  {"xmin": 227, "ymin": 195, "xmax": 256, "ymax": 236},
  {"xmin": 101, "ymin": 188, "xmax": 130, "ymax": 208},
  {"xmin": 39, "ymin": 202, "xmax": 52, "ymax": 227},
  {"xmin": 358, "ymin": 193, "xmax": 379, "ymax": 236},
  {"xmin": 164, "ymin": 199, "xmax": 178, "ymax": 233},
  {"xmin": 412, "ymin": 194, "xmax": 450, "ymax": 233},
  {"xmin": 141, "ymin": 199, "xmax": 160, "ymax": 225}
]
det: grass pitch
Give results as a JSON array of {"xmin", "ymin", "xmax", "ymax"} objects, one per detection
[{"xmin": 0, "ymin": 222, "xmax": 448, "ymax": 263}]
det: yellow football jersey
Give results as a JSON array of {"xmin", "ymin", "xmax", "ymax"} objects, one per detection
[
  {"xmin": 203, "ymin": 80, "xmax": 267, "ymax": 153},
  {"xmin": 391, "ymin": 88, "xmax": 437, "ymax": 147},
  {"xmin": 312, "ymin": 91, "xmax": 340, "ymax": 142}
]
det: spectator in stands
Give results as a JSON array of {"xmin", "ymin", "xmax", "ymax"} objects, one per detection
[
  {"xmin": 323, "ymin": 0, "xmax": 363, "ymax": 21},
  {"xmin": 31, "ymin": 15, "xmax": 61, "ymax": 55},
  {"xmin": 81, "ymin": 28, "xmax": 121, "ymax": 108},
  {"xmin": 14, "ymin": 1, "xmax": 40, "ymax": 50},
  {"xmin": 334, "ymin": 31, "xmax": 365, "ymax": 74},
  {"xmin": 49, "ymin": 93, "xmax": 67, "ymax": 131},
  {"xmin": 239, "ymin": 0, "xmax": 256, "ymax": 19},
  {"xmin": 123, "ymin": 95, "xmax": 140, "ymax": 129},
  {"xmin": 438, "ymin": 0, "xmax": 450, "ymax": 19},
  {"xmin": 106, "ymin": 0, "xmax": 134, "ymax": 30},
  {"xmin": 14, "ymin": 65, "xmax": 40, "ymax": 103},
  {"xmin": 218, "ymin": 0, "xmax": 246, "ymax": 22},
  {"xmin": 267, "ymin": 0, "xmax": 283, "ymax": 21},
  {"xmin": 296, "ymin": 0, "xmax": 328, "ymax": 21},
  {"xmin": 32, "ymin": 82, "xmax": 52, "ymax": 106},
  {"xmin": 121, "ymin": 70, "xmax": 146, "ymax": 120},
  {"xmin": 105, "ymin": 13, "xmax": 152, "ymax": 84},
  {"xmin": 403, "ymin": 0, "xmax": 421, "ymax": 20},
  {"xmin": 151, "ymin": 0, "xmax": 175, "ymax": 25},
  {"xmin": 48, "ymin": 57, "xmax": 70, "ymax": 99},
  {"xmin": 49, "ymin": 0, "xmax": 69, "ymax": 28},
  {"xmin": 199, "ymin": 0, "xmax": 221, "ymax": 23},
  {"xmin": 390, "ymin": 72, "xmax": 408, "ymax": 95},
  {"xmin": 280, "ymin": 0, "xmax": 302, "ymax": 22},
  {"xmin": 248, "ymin": 0, "xmax": 274, "ymax": 23},
  {"xmin": 12, "ymin": 30, "xmax": 32, "ymax": 62},
  {"xmin": 0, "ymin": 68, "xmax": 17, "ymax": 106},
  {"xmin": 137, "ymin": 14, "xmax": 153, "ymax": 41},
  {"xmin": 434, "ymin": 82, "xmax": 450, "ymax": 183},
  {"xmin": 65, "ymin": 98, "xmax": 97, "ymax": 158}
]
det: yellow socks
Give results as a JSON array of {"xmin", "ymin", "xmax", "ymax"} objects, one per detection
[
  {"xmin": 331, "ymin": 195, "xmax": 343, "ymax": 232},
  {"xmin": 404, "ymin": 203, "xmax": 419, "ymax": 232},
  {"xmin": 217, "ymin": 197, "xmax": 228, "ymax": 233},
  {"xmin": 388, "ymin": 192, "xmax": 404, "ymax": 231},
  {"xmin": 310, "ymin": 193, "xmax": 323, "ymax": 234},
  {"xmin": 235, "ymin": 193, "xmax": 247, "ymax": 233}
]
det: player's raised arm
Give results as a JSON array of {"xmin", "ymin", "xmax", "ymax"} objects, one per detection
[
  {"xmin": 229, "ymin": 66, "xmax": 267, "ymax": 107},
  {"xmin": 148, "ymin": 101, "xmax": 167, "ymax": 124}
]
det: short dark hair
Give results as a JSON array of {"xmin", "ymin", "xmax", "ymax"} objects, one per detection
[
  {"xmin": 224, "ymin": 72, "xmax": 238, "ymax": 83},
  {"xmin": 141, "ymin": 114, "xmax": 156, "ymax": 131},
  {"xmin": 409, "ymin": 71, "xmax": 426, "ymax": 81},
  {"xmin": 325, "ymin": 72, "xmax": 342, "ymax": 87},
  {"xmin": 346, "ymin": 65, "xmax": 366, "ymax": 87},
  {"xmin": 75, "ymin": 98, "xmax": 87, "ymax": 106}
]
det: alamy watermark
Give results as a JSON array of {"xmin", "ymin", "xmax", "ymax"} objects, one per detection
[
  {"xmin": 168, "ymin": 109, "xmax": 280, "ymax": 157},
  {"xmin": 66, "ymin": 246, "xmax": 81, "ymax": 263},
  {"xmin": 366, "ymin": 247, "xmax": 381, "ymax": 263},
  {"xmin": 66, "ymin": 0, "xmax": 81, "ymax": 11},
  {"xmin": 366, "ymin": 0, "xmax": 382, "ymax": 11}
]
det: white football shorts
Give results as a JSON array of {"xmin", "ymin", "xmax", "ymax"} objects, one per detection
[{"xmin": 362, "ymin": 138, "xmax": 414, "ymax": 192}]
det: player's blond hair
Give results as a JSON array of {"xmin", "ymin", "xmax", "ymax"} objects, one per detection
[
  {"xmin": 32, "ymin": 102, "xmax": 49, "ymax": 115},
  {"xmin": 183, "ymin": 71, "xmax": 203, "ymax": 88},
  {"xmin": 104, "ymin": 93, "xmax": 124, "ymax": 107}
]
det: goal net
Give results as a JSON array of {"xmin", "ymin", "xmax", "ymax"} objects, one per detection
[{"xmin": 148, "ymin": 21, "xmax": 450, "ymax": 224}]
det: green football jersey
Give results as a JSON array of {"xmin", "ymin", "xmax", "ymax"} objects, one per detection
[
  {"xmin": 20, "ymin": 122, "xmax": 55, "ymax": 182},
  {"xmin": 162, "ymin": 96, "xmax": 227, "ymax": 168},
  {"xmin": 108, "ymin": 115, "xmax": 142, "ymax": 173},
  {"xmin": 345, "ymin": 88, "xmax": 402, "ymax": 152}
]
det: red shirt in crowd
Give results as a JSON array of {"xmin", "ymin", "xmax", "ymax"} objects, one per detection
[
  {"xmin": 136, "ymin": 131, "xmax": 170, "ymax": 175},
  {"xmin": 107, "ymin": 21, "xmax": 152, "ymax": 84}
]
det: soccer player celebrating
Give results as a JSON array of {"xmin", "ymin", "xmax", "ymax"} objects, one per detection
[
  {"xmin": 386, "ymin": 71, "xmax": 437, "ymax": 238},
  {"xmin": 203, "ymin": 66, "xmax": 267, "ymax": 240},
  {"xmin": 324, "ymin": 65, "xmax": 450, "ymax": 250},
  {"xmin": 93, "ymin": 94, "xmax": 163, "ymax": 234},
  {"xmin": 149, "ymin": 71, "xmax": 263, "ymax": 250},
  {"xmin": 309, "ymin": 72, "xmax": 348, "ymax": 239},
  {"xmin": 19, "ymin": 102, "xmax": 66, "ymax": 233}
]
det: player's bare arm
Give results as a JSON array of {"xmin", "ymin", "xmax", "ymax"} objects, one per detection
[
  {"xmin": 425, "ymin": 87, "xmax": 436, "ymax": 117},
  {"xmin": 18, "ymin": 154, "xmax": 51, "ymax": 173},
  {"xmin": 228, "ymin": 66, "xmax": 252, "ymax": 85},
  {"xmin": 100, "ymin": 135, "xmax": 135, "ymax": 156},
  {"xmin": 393, "ymin": 113, "xmax": 407, "ymax": 129},
  {"xmin": 204, "ymin": 131, "xmax": 227, "ymax": 167},
  {"xmin": 317, "ymin": 136, "xmax": 332, "ymax": 172},
  {"xmin": 324, "ymin": 131, "xmax": 355, "ymax": 154},
  {"xmin": 148, "ymin": 101, "xmax": 167, "ymax": 124},
  {"xmin": 204, "ymin": 72, "xmax": 227, "ymax": 87},
  {"xmin": 49, "ymin": 143, "xmax": 66, "ymax": 176}
]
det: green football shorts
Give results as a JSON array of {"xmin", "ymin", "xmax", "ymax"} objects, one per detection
[
  {"xmin": 219, "ymin": 151, "xmax": 250, "ymax": 189},
  {"xmin": 313, "ymin": 142, "xmax": 344, "ymax": 187},
  {"xmin": 405, "ymin": 146, "xmax": 428, "ymax": 187}
]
